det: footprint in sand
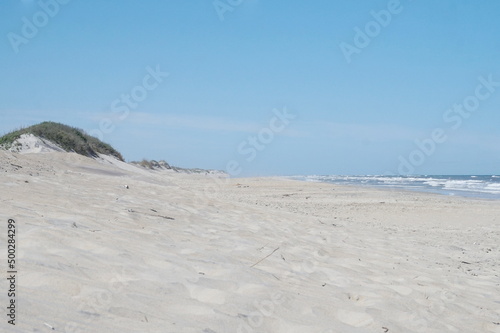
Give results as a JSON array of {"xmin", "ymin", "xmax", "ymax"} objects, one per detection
[
  {"xmin": 188, "ymin": 285, "xmax": 226, "ymax": 305},
  {"xmin": 337, "ymin": 309, "xmax": 373, "ymax": 327},
  {"xmin": 388, "ymin": 285, "xmax": 413, "ymax": 296}
]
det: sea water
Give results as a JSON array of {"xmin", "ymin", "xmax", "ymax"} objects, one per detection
[{"xmin": 290, "ymin": 175, "xmax": 500, "ymax": 200}]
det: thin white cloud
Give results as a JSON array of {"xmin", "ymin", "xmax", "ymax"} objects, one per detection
[
  {"xmin": 85, "ymin": 112, "xmax": 462, "ymax": 144},
  {"xmin": 127, "ymin": 112, "xmax": 262, "ymax": 133},
  {"xmin": 86, "ymin": 112, "xmax": 306, "ymax": 137},
  {"xmin": 445, "ymin": 131, "xmax": 500, "ymax": 152},
  {"xmin": 306, "ymin": 121, "xmax": 425, "ymax": 142}
]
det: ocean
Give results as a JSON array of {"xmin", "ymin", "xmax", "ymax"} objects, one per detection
[{"xmin": 290, "ymin": 175, "xmax": 500, "ymax": 200}]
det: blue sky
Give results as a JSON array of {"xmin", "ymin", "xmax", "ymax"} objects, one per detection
[{"xmin": 1, "ymin": 0, "xmax": 500, "ymax": 176}]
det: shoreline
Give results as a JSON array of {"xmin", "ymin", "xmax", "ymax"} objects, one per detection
[
  {"xmin": 277, "ymin": 175, "xmax": 500, "ymax": 201},
  {"xmin": 233, "ymin": 175, "xmax": 500, "ymax": 202}
]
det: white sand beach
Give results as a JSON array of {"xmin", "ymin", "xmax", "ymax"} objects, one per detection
[{"xmin": 1, "ymin": 150, "xmax": 499, "ymax": 332}]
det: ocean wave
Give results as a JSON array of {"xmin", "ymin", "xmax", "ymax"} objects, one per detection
[{"xmin": 290, "ymin": 175, "xmax": 500, "ymax": 199}]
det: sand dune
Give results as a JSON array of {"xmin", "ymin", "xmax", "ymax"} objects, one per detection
[{"xmin": 0, "ymin": 150, "xmax": 499, "ymax": 332}]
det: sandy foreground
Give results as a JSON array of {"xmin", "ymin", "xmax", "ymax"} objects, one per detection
[{"xmin": 0, "ymin": 150, "xmax": 499, "ymax": 333}]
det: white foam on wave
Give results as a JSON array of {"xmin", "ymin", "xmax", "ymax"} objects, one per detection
[{"xmin": 293, "ymin": 175, "xmax": 500, "ymax": 199}]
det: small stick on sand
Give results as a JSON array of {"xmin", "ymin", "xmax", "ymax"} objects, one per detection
[
  {"xmin": 44, "ymin": 322, "xmax": 55, "ymax": 330},
  {"xmin": 251, "ymin": 247, "xmax": 280, "ymax": 268}
]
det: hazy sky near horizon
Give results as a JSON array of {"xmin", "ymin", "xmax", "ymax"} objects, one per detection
[{"xmin": 1, "ymin": 0, "xmax": 500, "ymax": 176}]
